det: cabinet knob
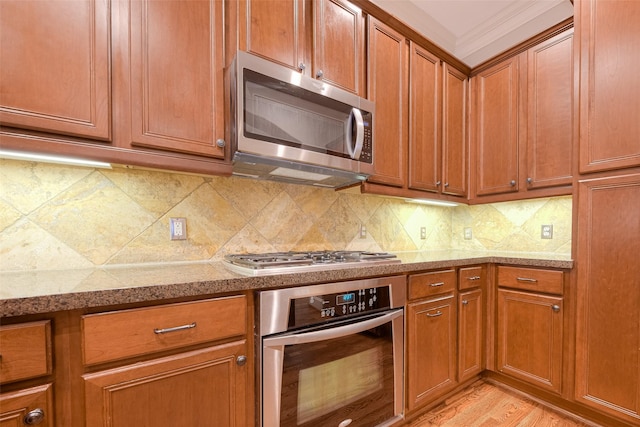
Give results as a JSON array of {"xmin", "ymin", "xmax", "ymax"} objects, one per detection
[
  {"xmin": 215, "ymin": 139, "xmax": 225, "ymax": 148},
  {"xmin": 510, "ymin": 180, "xmax": 516, "ymax": 186},
  {"xmin": 298, "ymin": 63, "xmax": 306, "ymax": 72},
  {"xmin": 462, "ymin": 300, "xmax": 468, "ymax": 305},
  {"xmin": 444, "ymin": 182, "xmax": 449, "ymax": 187},
  {"xmin": 24, "ymin": 408, "xmax": 45, "ymax": 425},
  {"xmin": 316, "ymin": 70, "xmax": 324, "ymax": 79},
  {"xmin": 552, "ymin": 305, "xmax": 561, "ymax": 313},
  {"xmin": 436, "ymin": 181, "xmax": 441, "ymax": 186},
  {"xmin": 527, "ymin": 177, "xmax": 533, "ymax": 184},
  {"xmin": 236, "ymin": 355, "xmax": 247, "ymax": 366}
]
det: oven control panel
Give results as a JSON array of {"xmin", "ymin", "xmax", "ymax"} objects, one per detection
[{"xmin": 288, "ymin": 286, "xmax": 391, "ymax": 330}]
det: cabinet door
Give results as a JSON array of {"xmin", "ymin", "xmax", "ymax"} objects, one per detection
[
  {"xmin": 472, "ymin": 56, "xmax": 519, "ymax": 196},
  {"xmin": 0, "ymin": 0, "xmax": 110, "ymax": 140},
  {"xmin": 526, "ymin": 29, "xmax": 573, "ymax": 189},
  {"xmin": 442, "ymin": 64, "xmax": 468, "ymax": 197},
  {"xmin": 577, "ymin": 0, "xmax": 640, "ymax": 173},
  {"xmin": 458, "ymin": 289, "xmax": 483, "ymax": 383},
  {"xmin": 84, "ymin": 341, "xmax": 249, "ymax": 427},
  {"xmin": 367, "ymin": 17, "xmax": 408, "ymax": 187},
  {"xmin": 575, "ymin": 173, "xmax": 640, "ymax": 424},
  {"xmin": 0, "ymin": 384, "xmax": 54, "ymax": 427},
  {"xmin": 406, "ymin": 294, "xmax": 456, "ymax": 412},
  {"xmin": 241, "ymin": 0, "xmax": 306, "ymax": 72},
  {"xmin": 497, "ymin": 289, "xmax": 563, "ymax": 394},
  {"xmin": 313, "ymin": 0, "xmax": 364, "ymax": 95},
  {"xmin": 408, "ymin": 42, "xmax": 440, "ymax": 193},
  {"xmin": 128, "ymin": 0, "xmax": 225, "ymax": 158}
]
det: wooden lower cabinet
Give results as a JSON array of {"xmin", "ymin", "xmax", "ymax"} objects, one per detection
[
  {"xmin": 83, "ymin": 341, "xmax": 248, "ymax": 427},
  {"xmin": 406, "ymin": 293, "xmax": 457, "ymax": 411},
  {"xmin": 574, "ymin": 173, "xmax": 640, "ymax": 424},
  {"xmin": 458, "ymin": 288, "xmax": 483, "ymax": 382},
  {"xmin": 496, "ymin": 289, "xmax": 563, "ymax": 394},
  {"xmin": 0, "ymin": 384, "xmax": 54, "ymax": 427}
]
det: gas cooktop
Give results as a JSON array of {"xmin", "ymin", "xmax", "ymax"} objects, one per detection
[{"xmin": 223, "ymin": 250, "xmax": 400, "ymax": 276}]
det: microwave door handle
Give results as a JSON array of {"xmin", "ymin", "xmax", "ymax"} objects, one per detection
[
  {"xmin": 263, "ymin": 309, "xmax": 402, "ymax": 348},
  {"xmin": 347, "ymin": 108, "xmax": 365, "ymax": 160}
]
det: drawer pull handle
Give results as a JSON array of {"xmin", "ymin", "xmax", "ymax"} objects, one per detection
[
  {"xmin": 430, "ymin": 282, "xmax": 444, "ymax": 287},
  {"xmin": 516, "ymin": 277, "xmax": 538, "ymax": 283},
  {"xmin": 24, "ymin": 408, "xmax": 45, "ymax": 425},
  {"xmin": 467, "ymin": 276, "xmax": 481, "ymax": 281},
  {"xmin": 426, "ymin": 310, "xmax": 443, "ymax": 317},
  {"xmin": 154, "ymin": 322, "xmax": 196, "ymax": 335}
]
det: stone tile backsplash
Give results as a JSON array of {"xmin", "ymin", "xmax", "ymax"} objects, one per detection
[{"xmin": 0, "ymin": 159, "xmax": 572, "ymax": 271}]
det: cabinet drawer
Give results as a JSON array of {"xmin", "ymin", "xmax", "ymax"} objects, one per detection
[
  {"xmin": 0, "ymin": 321, "xmax": 52, "ymax": 384},
  {"xmin": 498, "ymin": 266, "xmax": 563, "ymax": 295},
  {"xmin": 82, "ymin": 295, "xmax": 247, "ymax": 365},
  {"xmin": 408, "ymin": 270, "xmax": 456, "ymax": 300},
  {"xmin": 459, "ymin": 266, "xmax": 486, "ymax": 290}
]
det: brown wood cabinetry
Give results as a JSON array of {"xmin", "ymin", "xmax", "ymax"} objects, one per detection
[
  {"xmin": 0, "ymin": 0, "xmax": 110, "ymax": 140},
  {"xmin": 84, "ymin": 342, "xmax": 248, "ymax": 427},
  {"xmin": 365, "ymin": 29, "xmax": 467, "ymax": 201},
  {"xmin": 576, "ymin": 0, "xmax": 640, "ymax": 173},
  {"xmin": 1, "ymin": 0, "xmax": 231, "ymax": 176},
  {"xmin": 472, "ymin": 55, "xmax": 520, "ymax": 197},
  {"xmin": 441, "ymin": 64, "xmax": 468, "ymax": 197},
  {"xmin": 81, "ymin": 295, "xmax": 251, "ymax": 427},
  {"xmin": 0, "ymin": 321, "xmax": 54, "ymax": 427},
  {"xmin": 471, "ymin": 27, "xmax": 573, "ymax": 202},
  {"xmin": 125, "ymin": 0, "xmax": 225, "ymax": 158},
  {"xmin": 574, "ymin": 173, "xmax": 640, "ymax": 424},
  {"xmin": 366, "ymin": 17, "xmax": 408, "ymax": 187},
  {"xmin": 0, "ymin": 384, "xmax": 54, "ymax": 427},
  {"xmin": 457, "ymin": 266, "xmax": 485, "ymax": 383},
  {"xmin": 526, "ymin": 30, "xmax": 573, "ymax": 190},
  {"xmin": 407, "ymin": 45, "xmax": 468, "ymax": 199},
  {"xmin": 238, "ymin": 0, "xmax": 365, "ymax": 95},
  {"xmin": 406, "ymin": 270, "xmax": 458, "ymax": 412},
  {"xmin": 496, "ymin": 267, "xmax": 564, "ymax": 394}
]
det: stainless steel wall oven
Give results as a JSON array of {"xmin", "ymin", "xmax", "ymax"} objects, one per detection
[{"xmin": 256, "ymin": 276, "xmax": 405, "ymax": 427}]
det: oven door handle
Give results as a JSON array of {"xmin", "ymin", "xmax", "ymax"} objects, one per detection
[{"xmin": 263, "ymin": 309, "xmax": 403, "ymax": 347}]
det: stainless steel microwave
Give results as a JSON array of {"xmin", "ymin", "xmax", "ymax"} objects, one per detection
[{"xmin": 227, "ymin": 51, "xmax": 375, "ymax": 188}]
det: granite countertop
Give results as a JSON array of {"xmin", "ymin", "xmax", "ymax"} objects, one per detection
[{"xmin": 0, "ymin": 250, "xmax": 573, "ymax": 318}]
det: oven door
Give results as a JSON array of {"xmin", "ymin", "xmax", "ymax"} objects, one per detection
[{"xmin": 261, "ymin": 309, "xmax": 404, "ymax": 427}]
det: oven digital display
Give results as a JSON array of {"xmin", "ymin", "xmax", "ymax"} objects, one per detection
[{"xmin": 336, "ymin": 293, "xmax": 355, "ymax": 305}]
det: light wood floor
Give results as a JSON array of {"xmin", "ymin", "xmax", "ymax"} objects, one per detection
[{"xmin": 408, "ymin": 380, "xmax": 601, "ymax": 427}]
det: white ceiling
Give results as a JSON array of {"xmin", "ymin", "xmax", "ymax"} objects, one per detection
[{"xmin": 370, "ymin": 0, "xmax": 574, "ymax": 67}]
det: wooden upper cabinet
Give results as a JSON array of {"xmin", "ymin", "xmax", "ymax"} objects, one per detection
[
  {"xmin": 313, "ymin": 0, "xmax": 364, "ymax": 95},
  {"xmin": 472, "ymin": 55, "xmax": 520, "ymax": 196},
  {"xmin": 526, "ymin": 29, "xmax": 573, "ymax": 189},
  {"xmin": 127, "ymin": 0, "xmax": 225, "ymax": 158},
  {"xmin": 408, "ymin": 42, "xmax": 440, "ymax": 192},
  {"xmin": 241, "ymin": 0, "xmax": 306, "ymax": 71},
  {"xmin": 575, "ymin": 173, "xmax": 640, "ymax": 424},
  {"xmin": 240, "ymin": 0, "xmax": 364, "ymax": 95},
  {"xmin": 0, "ymin": 0, "xmax": 110, "ymax": 140},
  {"xmin": 442, "ymin": 64, "xmax": 468, "ymax": 197},
  {"xmin": 367, "ymin": 17, "xmax": 408, "ymax": 187},
  {"xmin": 577, "ymin": 0, "xmax": 640, "ymax": 173}
]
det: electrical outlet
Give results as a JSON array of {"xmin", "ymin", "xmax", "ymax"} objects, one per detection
[
  {"xmin": 420, "ymin": 227, "xmax": 427, "ymax": 240},
  {"xmin": 170, "ymin": 218, "xmax": 187, "ymax": 240},
  {"xmin": 541, "ymin": 224, "xmax": 553, "ymax": 239},
  {"xmin": 359, "ymin": 224, "xmax": 367, "ymax": 239},
  {"xmin": 464, "ymin": 227, "xmax": 473, "ymax": 240}
]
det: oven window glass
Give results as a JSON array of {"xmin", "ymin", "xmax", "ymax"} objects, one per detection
[{"xmin": 280, "ymin": 323, "xmax": 395, "ymax": 427}]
